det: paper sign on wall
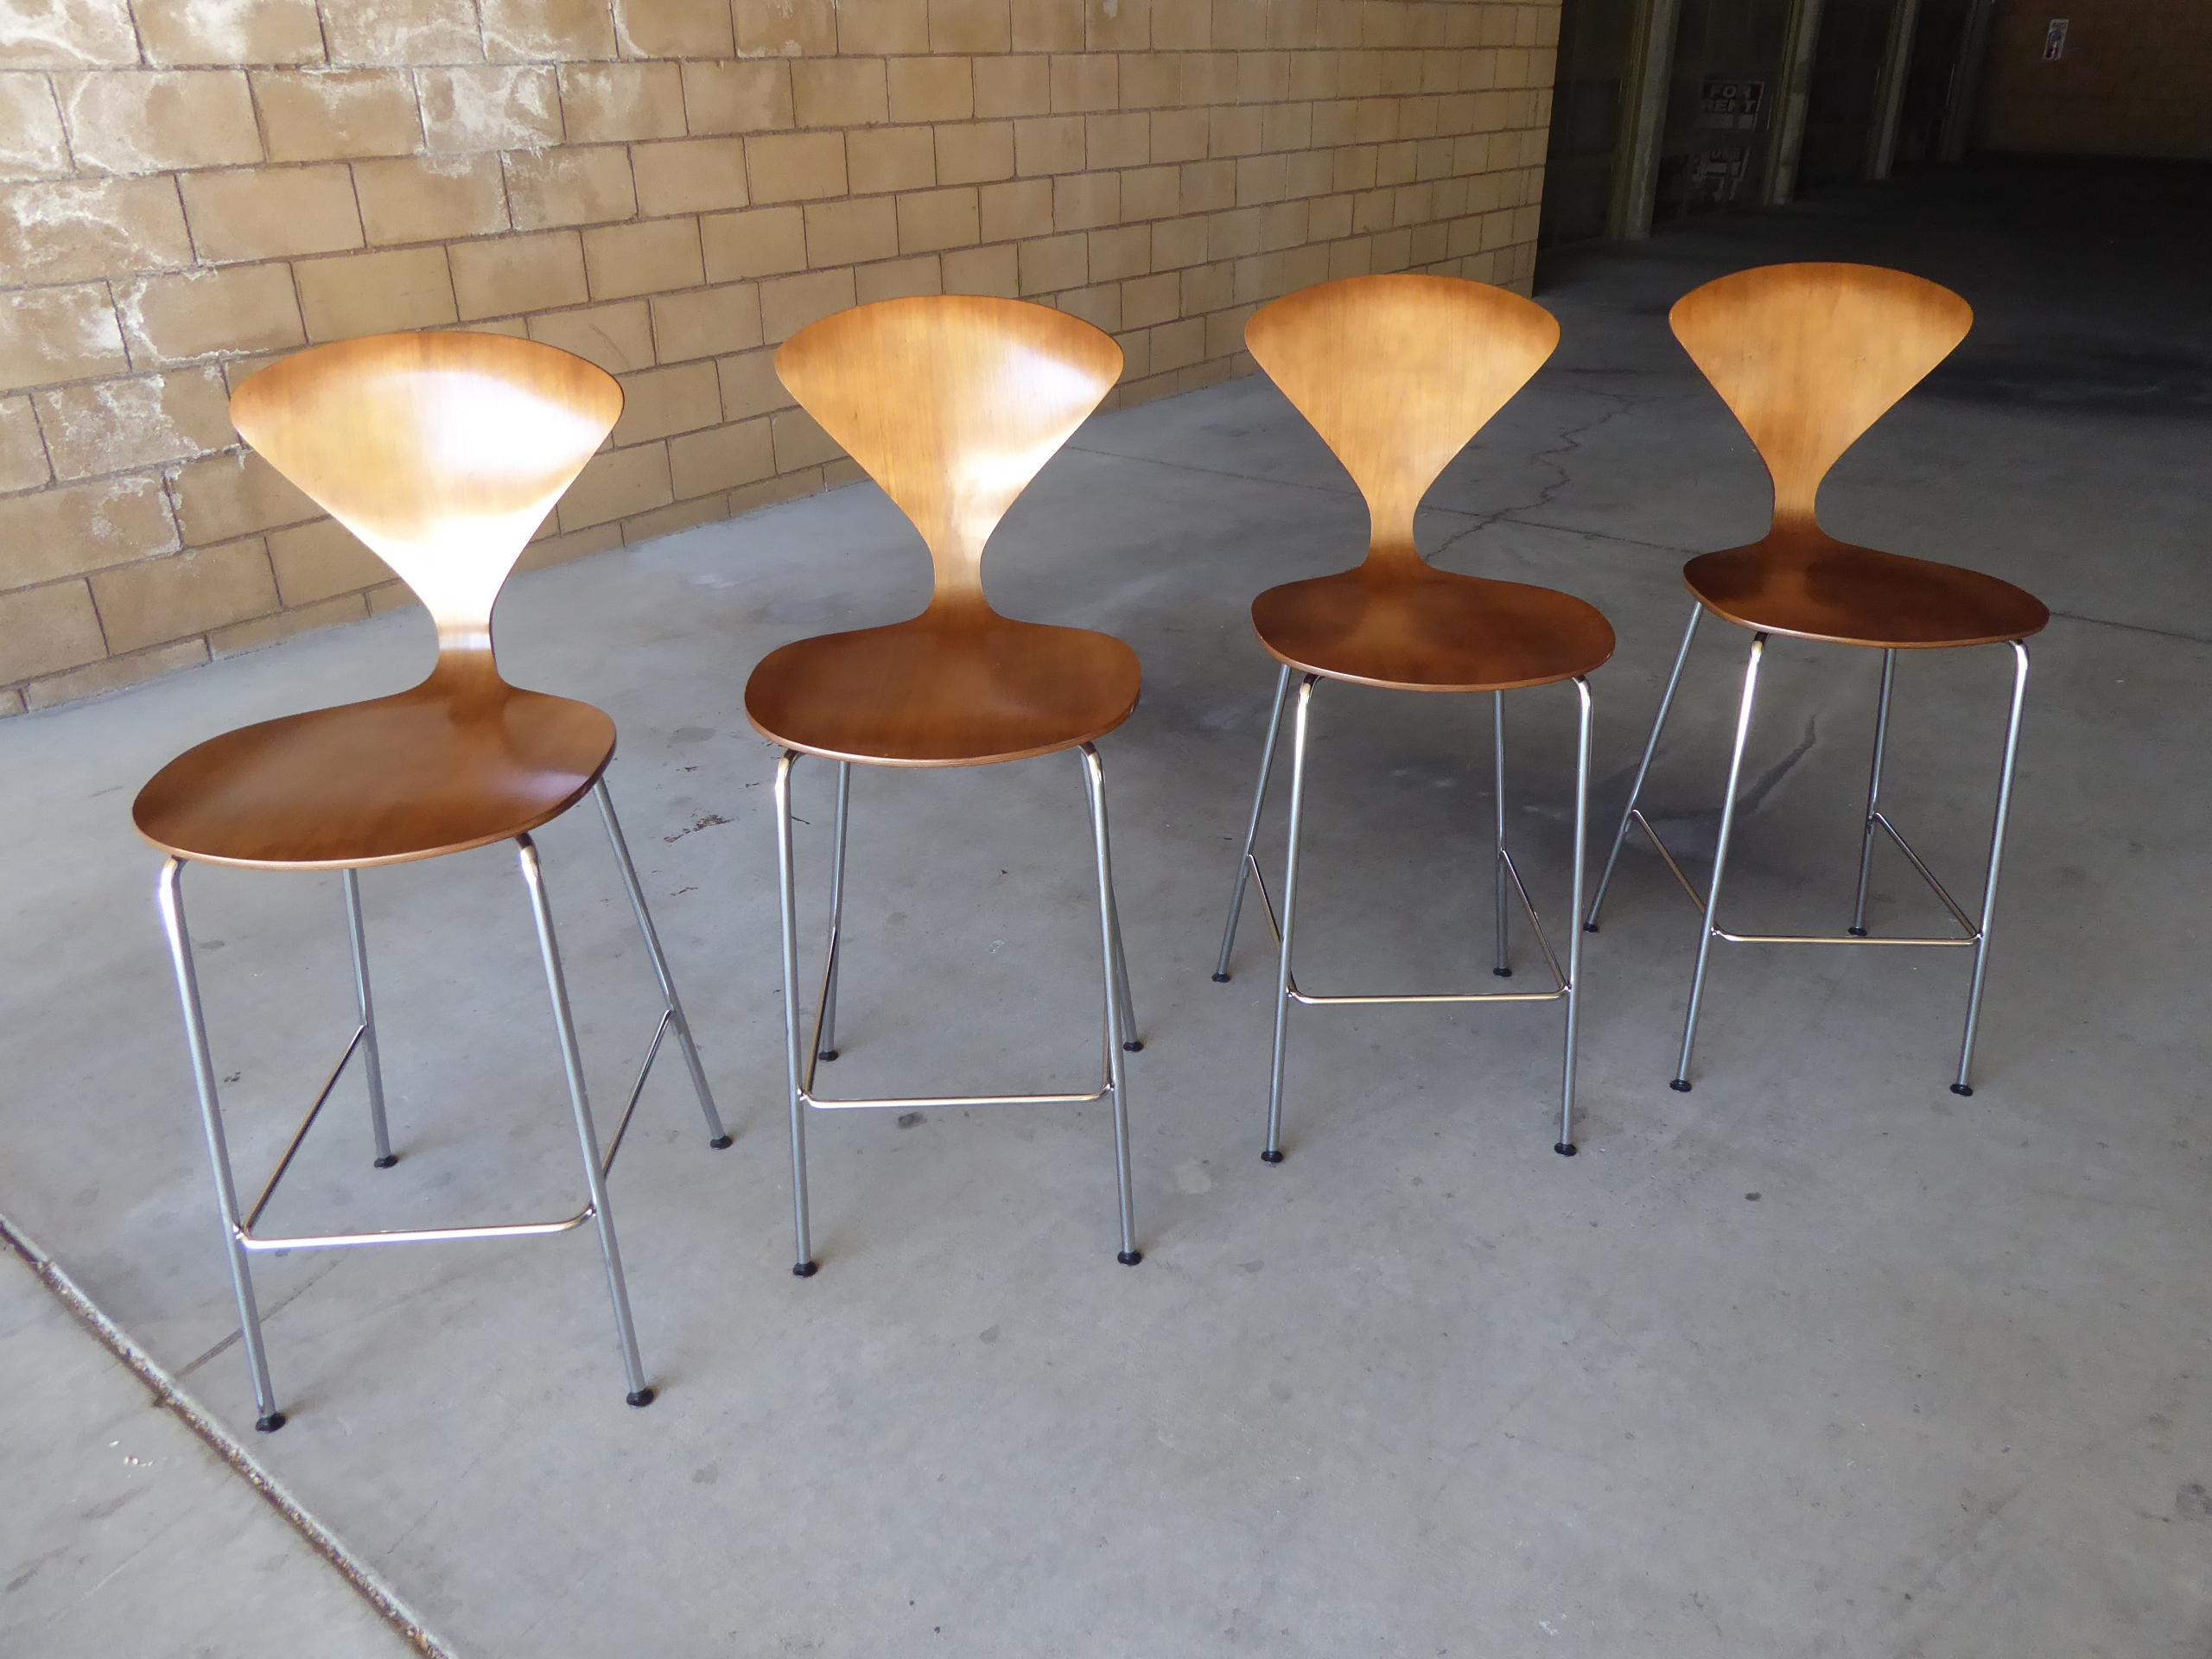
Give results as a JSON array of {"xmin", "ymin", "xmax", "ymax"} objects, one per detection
[{"xmin": 2044, "ymin": 18, "xmax": 2068, "ymax": 59}]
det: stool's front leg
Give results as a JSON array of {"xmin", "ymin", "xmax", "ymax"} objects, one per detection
[
  {"xmin": 1587, "ymin": 602, "xmax": 1703, "ymax": 931},
  {"xmin": 1953, "ymin": 639, "xmax": 2031, "ymax": 1096},
  {"xmin": 340, "ymin": 868, "xmax": 397, "ymax": 1169},
  {"xmin": 772, "ymin": 752, "xmax": 817, "ymax": 1277},
  {"xmin": 1672, "ymin": 632, "xmax": 1766, "ymax": 1093},
  {"xmin": 1559, "ymin": 677, "xmax": 1592, "ymax": 1155},
  {"xmin": 1079, "ymin": 744, "xmax": 1141, "ymax": 1264},
  {"xmin": 1262, "ymin": 675, "xmax": 1319, "ymax": 1164},
  {"xmin": 1214, "ymin": 664, "xmax": 1294, "ymax": 982}
]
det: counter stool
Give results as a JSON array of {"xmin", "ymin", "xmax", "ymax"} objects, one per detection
[
  {"xmin": 135, "ymin": 333, "xmax": 730, "ymax": 1430},
  {"xmin": 1581, "ymin": 263, "xmax": 2049, "ymax": 1094},
  {"xmin": 745, "ymin": 296, "xmax": 1141, "ymax": 1275},
  {"xmin": 1211, "ymin": 274, "xmax": 1614, "ymax": 1160}
]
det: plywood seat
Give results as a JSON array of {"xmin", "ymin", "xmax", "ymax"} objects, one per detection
[
  {"xmin": 1683, "ymin": 524, "xmax": 2050, "ymax": 650},
  {"xmin": 1252, "ymin": 563, "xmax": 1616, "ymax": 692},
  {"xmin": 133, "ymin": 678, "xmax": 615, "ymax": 870},
  {"xmin": 745, "ymin": 613, "xmax": 1138, "ymax": 767}
]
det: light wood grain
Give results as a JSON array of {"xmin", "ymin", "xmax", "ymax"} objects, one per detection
[
  {"xmin": 1241, "ymin": 273, "xmax": 1615, "ymax": 692},
  {"xmin": 745, "ymin": 296, "xmax": 1136, "ymax": 766},
  {"xmin": 1671, "ymin": 262, "xmax": 2050, "ymax": 648},
  {"xmin": 134, "ymin": 332, "xmax": 623, "ymax": 869}
]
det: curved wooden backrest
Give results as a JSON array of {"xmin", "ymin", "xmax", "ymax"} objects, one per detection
[
  {"xmin": 230, "ymin": 331, "xmax": 622, "ymax": 677},
  {"xmin": 1670, "ymin": 263, "xmax": 1972, "ymax": 531},
  {"xmin": 1245, "ymin": 273, "xmax": 1560, "ymax": 566},
  {"xmin": 775, "ymin": 296, "xmax": 1122, "ymax": 613}
]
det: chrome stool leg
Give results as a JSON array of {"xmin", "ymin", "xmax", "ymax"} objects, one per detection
[
  {"xmin": 1586, "ymin": 602, "xmax": 1702, "ymax": 931},
  {"xmin": 1492, "ymin": 690, "xmax": 1511, "ymax": 976},
  {"xmin": 515, "ymin": 835, "xmax": 653, "ymax": 1407},
  {"xmin": 1262, "ymin": 675, "xmax": 1319, "ymax": 1164},
  {"xmin": 1848, "ymin": 649, "xmax": 1898, "ymax": 935},
  {"xmin": 1079, "ymin": 744, "xmax": 1141, "ymax": 1263},
  {"xmin": 1558, "ymin": 677, "xmax": 1593, "ymax": 1154},
  {"xmin": 772, "ymin": 752, "xmax": 817, "ymax": 1277},
  {"xmin": 1081, "ymin": 753, "xmax": 1142, "ymax": 1052},
  {"xmin": 817, "ymin": 761, "xmax": 850, "ymax": 1062},
  {"xmin": 1672, "ymin": 632, "xmax": 1767, "ymax": 1092},
  {"xmin": 592, "ymin": 779, "xmax": 731, "ymax": 1150},
  {"xmin": 341, "ymin": 868, "xmax": 397, "ymax": 1169},
  {"xmin": 1213, "ymin": 664, "xmax": 1294, "ymax": 982},
  {"xmin": 1953, "ymin": 640, "xmax": 2031, "ymax": 1096},
  {"xmin": 158, "ymin": 859, "xmax": 285, "ymax": 1433}
]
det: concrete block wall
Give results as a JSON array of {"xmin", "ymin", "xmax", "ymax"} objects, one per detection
[{"xmin": 0, "ymin": 0, "xmax": 1560, "ymax": 713}]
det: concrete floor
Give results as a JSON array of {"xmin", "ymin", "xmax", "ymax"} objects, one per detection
[{"xmin": 2, "ymin": 161, "xmax": 2208, "ymax": 1656}]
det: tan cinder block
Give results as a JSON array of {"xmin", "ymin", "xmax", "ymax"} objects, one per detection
[
  {"xmin": 928, "ymin": 0, "xmax": 1010, "ymax": 53},
  {"xmin": 209, "ymin": 589, "xmax": 365, "ymax": 658},
  {"xmin": 450, "ymin": 229, "xmax": 588, "ymax": 318},
  {"xmin": 1052, "ymin": 169, "xmax": 1118, "ymax": 230},
  {"xmin": 0, "ymin": 1, "xmax": 139, "ymax": 70},
  {"xmin": 560, "ymin": 63, "xmax": 686, "ymax": 142},
  {"xmin": 617, "ymin": 492, "xmax": 728, "ymax": 542},
  {"xmin": 1120, "ymin": 162, "xmax": 1176, "ymax": 218},
  {"xmin": 845, "ymin": 125, "xmax": 932, "ymax": 194},
  {"xmin": 362, "ymin": 578, "xmax": 414, "ymax": 614},
  {"xmin": 715, "ymin": 346, "xmax": 786, "ymax": 420},
  {"xmin": 557, "ymin": 441, "xmax": 672, "ymax": 531},
  {"xmin": 118, "ymin": 263, "xmax": 305, "ymax": 364},
  {"xmin": 632, "ymin": 137, "xmax": 751, "ymax": 216},
  {"xmin": 838, "ymin": 0, "xmax": 930, "ymax": 54},
  {"xmin": 759, "ymin": 265, "xmax": 855, "ymax": 342},
  {"xmin": 1013, "ymin": 114, "xmax": 1082, "ymax": 175},
  {"xmin": 0, "ymin": 577, "xmax": 105, "ymax": 682},
  {"xmin": 669, "ymin": 416, "xmax": 774, "ymax": 499},
  {"xmin": 180, "ymin": 165, "xmax": 361, "ymax": 262},
  {"xmin": 0, "ymin": 471, "xmax": 176, "ymax": 585},
  {"xmin": 1010, "ymin": 0, "xmax": 1082, "ymax": 51},
  {"xmin": 169, "ymin": 449, "xmax": 315, "ymax": 544},
  {"xmin": 979, "ymin": 175, "xmax": 1049, "ymax": 240},
  {"xmin": 1086, "ymin": 0, "xmax": 1147, "ymax": 48},
  {"xmin": 804, "ymin": 196, "xmax": 897, "ymax": 265},
  {"xmin": 794, "ymin": 59, "xmax": 888, "ymax": 129},
  {"xmin": 582, "ymin": 216, "xmax": 704, "ymax": 300},
  {"xmin": 353, "ymin": 154, "xmax": 508, "ymax": 245},
  {"xmin": 972, "ymin": 54, "xmax": 1048, "ymax": 118},
  {"xmin": 0, "ymin": 394, "xmax": 48, "ymax": 491},
  {"xmin": 134, "ymin": 0, "xmax": 325, "ymax": 67},
  {"xmin": 1120, "ymin": 267, "xmax": 1176, "ymax": 327},
  {"xmin": 480, "ymin": 0, "xmax": 616, "ymax": 61},
  {"xmin": 56, "ymin": 70, "xmax": 261, "ymax": 175},
  {"xmin": 701, "ymin": 204, "xmax": 807, "ymax": 280},
  {"xmin": 417, "ymin": 66, "xmax": 563, "ymax": 152},
  {"xmin": 91, "ymin": 536, "xmax": 278, "ymax": 655},
  {"xmin": 525, "ymin": 299, "xmax": 654, "ymax": 372},
  {"xmin": 855, "ymin": 251, "xmax": 939, "ymax": 302},
  {"xmin": 266, "ymin": 516, "xmax": 388, "ymax": 604},
  {"xmin": 1118, "ymin": 49, "xmax": 1179, "ymax": 108},
  {"xmin": 1148, "ymin": 312, "xmax": 1201, "ymax": 371},
  {"xmin": 1149, "ymin": 106, "xmax": 1207, "ymax": 162},
  {"xmin": 1086, "ymin": 223, "xmax": 1147, "ymax": 281},
  {"xmin": 1017, "ymin": 231, "xmax": 1084, "ymax": 294},
  {"xmin": 1149, "ymin": 213, "xmax": 1205, "ymax": 269},
  {"xmin": 296, "ymin": 245, "xmax": 458, "ymax": 339},
  {"xmin": 610, "ymin": 360, "xmax": 721, "ymax": 445},
  {"xmin": 1049, "ymin": 53, "xmax": 1116, "ymax": 112},
  {"xmin": 889, "ymin": 57, "xmax": 971, "ymax": 123},
  {"xmin": 514, "ymin": 518, "xmax": 620, "ymax": 571},
  {"xmin": 735, "ymin": 0, "xmax": 837, "ymax": 57},
  {"xmin": 321, "ymin": 0, "xmax": 483, "ymax": 66},
  {"xmin": 254, "ymin": 70, "xmax": 423, "ymax": 163},
  {"xmin": 770, "ymin": 404, "xmax": 840, "ymax": 468},
  {"xmin": 726, "ymin": 465, "xmax": 821, "ymax": 515},
  {"xmin": 33, "ymin": 366, "xmax": 230, "ymax": 480},
  {"xmin": 649, "ymin": 282, "xmax": 762, "ymax": 361},
  {"xmin": 1086, "ymin": 110, "xmax": 1147, "ymax": 168},
  {"xmin": 1056, "ymin": 279, "xmax": 1117, "ymax": 330},
  {"xmin": 747, "ymin": 130, "xmax": 849, "ymax": 202},
  {"xmin": 1, "ymin": 74, "xmax": 70, "ymax": 180},
  {"xmin": 0, "ymin": 177, "xmax": 193, "ymax": 284},
  {"xmin": 680, "ymin": 61, "xmax": 794, "ymax": 135},
  {"xmin": 897, "ymin": 185, "xmax": 978, "ymax": 253},
  {"xmin": 505, "ymin": 145, "xmax": 638, "ymax": 231},
  {"xmin": 1, "ymin": 282, "xmax": 128, "ymax": 391},
  {"xmin": 935, "ymin": 120, "xmax": 1012, "ymax": 184},
  {"xmin": 611, "ymin": 0, "xmax": 733, "ymax": 57},
  {"xmin": 23, "ymin": 637, "xmax": 206, "ymax": 708},
  {"xmin": 942, "ymin": 240, "xmax": 1017, "ymax": 296}
]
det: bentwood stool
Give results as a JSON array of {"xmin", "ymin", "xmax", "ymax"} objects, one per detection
[
  {"xmin": 1211, "ymin": 274, "xmax": 1614, "ymax": 1160},
  {"xmin": 745, "ymin": 296, "xmax": 1143, "ymax": 1274},
  {"xmin": 1582, "ymin": 263, "xmax": 2049, "ymax": 1094},
  {"xmin": 136, "ymin": 333, "xmax": 730, "ymax": 1429}
]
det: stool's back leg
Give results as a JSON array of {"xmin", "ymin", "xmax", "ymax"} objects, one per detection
[
  {"xmin": 1213, "ymin": 664, "xmax": 1294, "ymax": 982},
  {"xmin": 1588, "ymin": 603, "xmax": 1703, "ymax": 931},
  {"xmin": 1849, "ymin": 649, "xmax": 1898, "ymax": 936},
  {"xmin": 1493, "ymin": 690, "xmax": 1511, "ymax": 976},
  {"xmin": 818, "ymin": 762, "xmax": 850, "ymax": 1062},
  {"xmin": 341, "ymin": 868, "xmax": 396, "ymax": 1169}
]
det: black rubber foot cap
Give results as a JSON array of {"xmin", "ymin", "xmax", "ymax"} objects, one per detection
[
  {"xmin": 255, "ymin": 1412, "xmax": 286, "ymax": 1433},
  {"xmin": 1116, "ymin": 1249, "xmax": 1143, "ymax": 1266},
  {"xmin": 1493, "ymin": 966, "xmax": 1513, "ymax": 978},
  {"xmin": 626, "ymin": 1388, "xmax": 655, "ymax": 1408},
  {"xmin": 1261, "ymin": 1148, "xmax": 1285, "ymax": 1165},
  {"xmin": 1554, "ymin": 1141, "xmax": 1578, "ymax": 1157},
  {"xmin": 1122, "ymin": 1039, "xmax": 1144, "ymax": 1052},
  {"xmin": 372, "ymin": 1154, "xmax": 398, "ymax": 1169},
  {"xmin": 1950, "ymin": 1083, "xmax": 1974, "ymax": 1096},
  {"xmin": 791, "ymin": 1260, "xmax": 818, "ymax": 1278},
  {"xmin": 1582, "ymin": 920, "xmax": 1600, "ymax": 933},
  {"xmin": 1847, "ymin": 925, "xmax": 1869, "ymax": 938},
  {"xmin": 1211, "ymin": 972, "xmax": 1230, "ymax": 983},
  {"xmin": 708, "ymin": 1135, "xmax": 733, "ymax": 1150},
  {"xmin": 1669, "ymin": 1078, "xmax": 1692, "ymax": 1093},
  {"xmin": 817, "ymin": 1049, "xmax": 839, "ymax": 1063}
]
